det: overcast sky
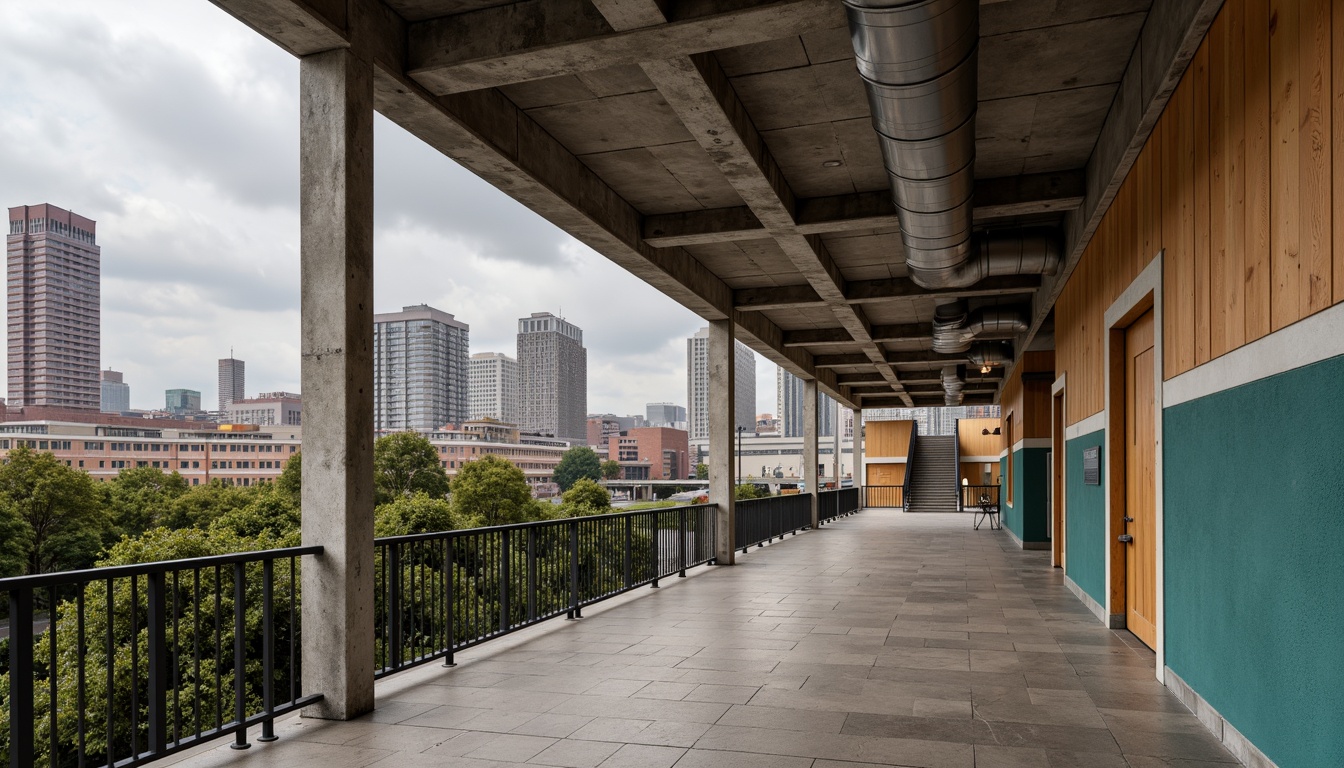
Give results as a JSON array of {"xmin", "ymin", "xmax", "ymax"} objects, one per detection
[{"xmin": 0, "ymin": 0, "xmax": 780, "ymax": 417}]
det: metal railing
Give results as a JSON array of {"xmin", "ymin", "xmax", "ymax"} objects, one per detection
[
  {"xmin": 373, "ymin": 504, "xmax": 716, "ymax": 676},
  {"xmin": 959, "ymin": 484, "xmax": 1001, "ymax": 512},
  {"xmin": 818, "ymin": 487, "xmax": 860, "ymax": 523},
  {"xmin": 903, "ymin": 420, "xmax": 919, "ymax": 512},
  {"xmin": 862, "ymin": 485, "xmax": 905, "ymax": 508},
  {"xmin": 733, "ymin": 494, "xmax": 812, "ymax": 553},
  {"xmin": 2, "ymin": 546, "xmax": 322, "ymax": 767}
]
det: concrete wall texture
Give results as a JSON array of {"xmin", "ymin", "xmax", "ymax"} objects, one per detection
[{"xmin": 1162, "ymin": 355, "xmax": 1344, "ymax": 768}]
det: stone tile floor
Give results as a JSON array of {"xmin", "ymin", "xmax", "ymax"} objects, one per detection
[{"xmin": 167, "ymin": 510, "xmax": 1238, "ymax": 768}]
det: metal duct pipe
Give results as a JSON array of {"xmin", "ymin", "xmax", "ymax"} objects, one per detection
[
  {"xmin": 931, "ymin": 304, "xmax": 1030, "ymax": 354},
  {"xmin": 967, "ymin": 342, "xmax": 1013, "ymax": 368},
  {"xmin": 941, "ymin": 364, "xmax": 964, "ymax": 406},
  {"xmin": 845, "ymin": 0, "xmax": 1062, "ymax": 288}
]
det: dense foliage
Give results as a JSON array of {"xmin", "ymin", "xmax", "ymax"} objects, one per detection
[
  {"xmin": 559, "ymin": 478, "xmax": 611, "ymax": 517},
  {"xmin": 553, "ymin": 446, "xmax": 601, "ymax": 491},
  {"xmin": 449, "ymin": 454, "xmax": 543, "ymax": 526},
  {"xmin": 373, "ymin": 432, "xmax": 451, "ymax": 504},
  {"xmin": 600, "ymin": 459, "xmax": 622, "ymax": 480}
]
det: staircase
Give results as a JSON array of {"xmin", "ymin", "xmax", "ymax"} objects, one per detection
[{"xmin": 907, "ymin": 435, "xmax": 958, "ymax": 513}]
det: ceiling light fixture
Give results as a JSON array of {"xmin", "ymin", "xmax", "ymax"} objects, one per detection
[
  {"xmin": 821, "ymin": 160, "xmax": 843, "ymax": 167},
  {"xmin": 980, "ymin": 364, "xmax": 992, "ymax": 374}
]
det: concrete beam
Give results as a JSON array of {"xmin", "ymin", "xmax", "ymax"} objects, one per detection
[
  {"xmin": 708, "ymin": 319, "xmax": 737, "ymax": 565},
  {"xmin": 407, "ymin": 0, "xmax": 843, "ymax": 94},
  {"xmin": 299, "ymin": 47, "xmax": 376, "ymax": 721},
  {"xmin": 845, "ymin": 274, "xmax": 1043, "ymax": 304},
  {"xmin": 783, "ymin": 323, "xmax": 932, "ymax": 347},
  {"xmin": 1011, "ymin": 0, "xmax": 1223, "ymax": 389},
  {"xmin": 836, "ymin": 373, "xmax": 890, "ymax": 386},
  {"xmin": 641, "ymin": 172, "xmax": 1087, "ymax": 247}
]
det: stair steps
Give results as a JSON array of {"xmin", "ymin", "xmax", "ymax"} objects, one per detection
[{"xmin": 907, "ymin": 435, "xmax": 959, "ymax": 513}]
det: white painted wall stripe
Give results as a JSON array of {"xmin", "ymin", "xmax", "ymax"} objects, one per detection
[
  {"xmin": 1164, "ymin": 300, "xmax": 1344, "ymax": 407},
  {"xmin": 1065, "ymin": 411, "xmax": 1106, "ymax": 441}
]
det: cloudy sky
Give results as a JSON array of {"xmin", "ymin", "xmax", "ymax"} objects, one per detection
[{"xmin": 0, "ymin": 0, "xmax": 780, "ymax": 417}]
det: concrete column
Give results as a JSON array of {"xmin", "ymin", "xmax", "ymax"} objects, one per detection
[
  {"xmin": 299, "ymin": 47, "xmax": 376, "ymax": 721},
  {"xmin": 831, "ymin": 398, "xmax": 842, "ymax": 484},
  {"xmin": 708, "ymin": 320, "xmax": 736, "ymax": 564},
  {"xmin": 851, "ymin": 407, "xmax": 863, "ymax": 489},
  {"xmin": 804, "ymin": 379, "xmax": 818, "ymax": 528}
]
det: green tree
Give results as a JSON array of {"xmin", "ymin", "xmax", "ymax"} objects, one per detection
[
  {"xmin": 450, "ymin": 455, "xmax": 540, "ymax": 526},
  {"xmin": 600, "ymin": 459, "xmax": 622, "ymax": 480},
  {"xmin": 695, "ymin": 463, "xmax": 708, "ymax": 480},
  {"xmin": 274, "ymin": 451, "xmax": 302, "ymax": 509},
  {"xmin": 560, "ymin": 478, "xmax": 611, "ymax": 517},
  {"xmin": 0, "ymin": 497, "xmax": 31, "ymax": 577},
  {"xmin": 0, "ymin": 445, "xmax": 107, "ymax": 574},
  {"xmin": 161, "ymin": 478, "xmax": 255, "ymax": 530},
  {"xmin": 735, "ymin": 483, "xmax": 765, "ymax": 500},
  {"xmin": 374, "ymin": 432, "xmax": 450, "ymax": 505},
  {"xmin": 107, "ymin": 465, "xmax": 190, "ymax": 538},
  {"xmin": 375, "ymin": 492, "xmax": 464, "ymax": 536},
  {"xmin": 553, "ymin": 446, "xmax": 601, "ymax": 491},
  {"xmin": 209, "ymin": 485, "xmax": 301, "ymax": 545}
]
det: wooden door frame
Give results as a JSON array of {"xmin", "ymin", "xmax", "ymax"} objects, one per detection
[
  {"xmin": 1050, "ymin": 375, "xmax": 1066, "ymax": 569},
  {"xmin": 1103, "ymin": 253, "xmax": 1166, "ymax": 680}
]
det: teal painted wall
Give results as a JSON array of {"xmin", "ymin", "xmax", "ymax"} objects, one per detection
[
  {"xmin": 1165, "ymin": 355, "xmax": 1344, "ymax": 768},
  {"xmin": 1064, "ymin": 430, "xmax": 1106, "ymax": 606},
  {"xmin": 1002, "ymin": 448, "xmax": 1050, "ymax": 543}
]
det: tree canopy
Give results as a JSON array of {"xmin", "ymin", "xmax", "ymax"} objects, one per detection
[
  {"xmin": 0, "ymin": 445, "xmax": 108, "ymax": 574},
  {"xmin": 375, "ymin": 492, "xmax": 464, "ymax": 536},
  {"xmin": 374, "ymin": 432, "xmax": 451, "ymax": 505},
  {"xmin": 553, "ymin": 446, "xmax": 601, "ymax": 491},
  {"xmin": 600, "ymin": 459, "xmax": 622, "ymax": 480},
  {"xmin": 695, "ymin": 463, "xmax": 708, "ymax": 480},
  {"xmin": 450, "ymin": 454, "xmax": 541, "ymax": 526},
  {"xmin": 560, "ymin": 478, "xmax": 611, "ymax": 517},
  {"xmin": 107, "ymin": 465, "xmax": 190, "ymax": 539}
]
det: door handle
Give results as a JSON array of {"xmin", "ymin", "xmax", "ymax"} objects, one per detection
[
  {"xmin": 1118, "ymin": 533, "xmax": 1133, "ymax": 543},
  {"xmin": 1123, "ymin": 516, "xmax": 1134, "ymax": 523}
]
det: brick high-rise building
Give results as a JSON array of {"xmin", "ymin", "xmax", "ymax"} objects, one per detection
[
  {"xmin": 7, "ymin": 204, "xmax": 100, "ymax": 409},
  {"xmin": 100, "ymin": 369, "xmax": 129, "ymax": 413},
  {"xmin": 469, "ymin": 352, "xmax": 518, "ymax": 424},
  {"xmin": 686, "ymin": 327, "xmax": 754, "ymax": 440},
  {"xmin": 516, "ymin": 312, "xmax": 586, "ymax": 443},
  {"xmin": 374, "ymin": 305, "xmax": 470, "ymax": 432},
  {"xmin": 218, "ymin": 356, "xmax": 245, "ymax": 413}
]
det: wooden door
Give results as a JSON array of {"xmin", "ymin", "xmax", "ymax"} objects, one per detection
[
  {"xmin": 865, "ymin": 464, "xmax": 904, "ymax": 507},
  {"xmin": 1124, "ymin": 309, "xmax": 1157, "ymax": 648}
]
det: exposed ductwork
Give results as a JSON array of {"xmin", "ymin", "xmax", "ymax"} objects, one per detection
[
  {"xmin": 931, "ymin": 301, "xmax": 1030, "ymax": 354},
  {"xmin": 844, "ymin": 0, "xmax": 1063, "ymax": 288},
  {"xmin": 967, "ymin": 342, "xmax": 1013, "ymax": 369},
  {"xmin": 940, "ymin": 364, "xmax": 963, "ymax": 406}
]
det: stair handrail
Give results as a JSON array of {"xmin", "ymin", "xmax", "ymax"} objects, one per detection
[
  {"xmin": 902, "ymin": 420, "xmax": 917, "ymax": 512},
  {"xmin": 953, "ymin": 417, "xmax": 960, "ymax": 512}
]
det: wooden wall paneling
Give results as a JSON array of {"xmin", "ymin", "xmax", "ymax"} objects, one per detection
[
  {"xmin": 867, "ymin": 420, "xmax": 913, "ymax": 458},
  {"xmin": 1161, "ymin": 110, "xmax": 1179, "ymax": 380},
  {"xmin": 1223, "ymin": 0, "xmax": 1248, "ymax": 354},
  {"xmin": 957, "ymin": 418, "xmax": 1002, "ymax": 457},
  {"xmin": 1245, "ymin": 0, "xmax": 1272, "ymax": 341},
  {"xmin": 1300, "ymin": 0, "xmax": 1333, "ymax": 316},
  {"xmin": 1336, "ymin": 0, "xmax": 1344, "ymax": 304},
  {"xmin": 1270, "ymin": 0, "xmax": 1301, "ymax": 332},
  {"xmin": 1193, "ymin": 41, "xmax": 1213, "ymax": 367},
  {"xmin": 1209, "ymin": 11, "xmax": 1230, "ymax": 359},
  {"xmin": 1176, "ymin": 71, "xmax": 1198, "ymax": 378}
]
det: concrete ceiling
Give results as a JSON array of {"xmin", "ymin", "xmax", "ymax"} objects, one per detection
[{"xmin": 210, "ymin": 0, "xmax": 1220, "ymax": 409}]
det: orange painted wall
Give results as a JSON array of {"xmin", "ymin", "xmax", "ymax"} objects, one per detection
[{"xmin": 1055, "ymin": 0, "xmax": 1344, "ymax": 425}]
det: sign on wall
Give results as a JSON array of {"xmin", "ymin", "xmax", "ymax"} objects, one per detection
[{"xmin": 1082, "ymin": 446, "xmax": 1101, "ymax": 486}]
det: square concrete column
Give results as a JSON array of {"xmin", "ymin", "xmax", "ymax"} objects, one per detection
[
  {"xmin": 831, "ymin": 398, "xmax": 842, "ymax": 484},
  {"xmin": 851, "ymin": 407, "xmax": 863, "ymax": 490},
  {"xmin": 299, "ymin": 47, "xmax": 376, "ymax": 721},
  {"xmin": 708, "ymin": 320, "xmax": 737, "ymax": 564},
  {"xmin": 803, "ymin": 379, "xmax": 818, "ymax": 528}
]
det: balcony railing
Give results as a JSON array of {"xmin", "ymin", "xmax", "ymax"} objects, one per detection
[
  {"xmin": 817, "ymin": 487, "xmax": 860, "ymax": 523},
  {"xmin": 862, "ymin": 485, "xmax": 905, "ymax": 508},
  {"xmin": 2, "ymin": 546, "xmax": 322, "ymax": 767},
  {"xmin": 733, "ymin": 494, "xmax": 812, "ymax": 553},
  {"xmin": 959, "ymin": 483, "xmax": 1001, "ymax": 512},
  {"xmin": 372, "ymin": 504, "xmax": 717, "ymax": 676}
]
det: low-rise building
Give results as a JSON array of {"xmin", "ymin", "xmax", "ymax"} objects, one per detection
[
  {"xmin": 225, "ymin": 392, "xmax": 302, "ymax": 426},
  {"xmin": 604, "ymin": 426, "xmax": 689, "ymax": 481}
]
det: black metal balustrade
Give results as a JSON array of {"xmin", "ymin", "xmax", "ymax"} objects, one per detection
[
  {"xmin": 733, "ymin": 495, "xmax": 812, "ymax": 553},
  {"xmin": 862, "ymin": 485, "xmax": 905, "ymax": 508},
  {"xmin": 2, "ymin": 546, "xmax": 322, "ymax": 768},
  {"xmin": 817, "ymin": 487, "xmax": 860, "ymax": 523},
  {"xmin": 959, "ymin": 484, "xmax": 1001, "ymax": 512},
  {"xmin": 373, "ymin": 504, "xmax": 717, "ymax": 676}
]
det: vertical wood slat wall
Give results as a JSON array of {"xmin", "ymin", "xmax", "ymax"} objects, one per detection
[
  {"xmin": 1000, "ymin": 351, "xmax": 1054, "ymax": 441},
  {"xmin": 1055, "ymin": 0, "xmax": 1344, "ymax": 427}
]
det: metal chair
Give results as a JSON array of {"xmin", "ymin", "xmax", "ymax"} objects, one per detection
[{"xmin": 972, "ymin": 492, "xmax": 1000, "ymax": 530}]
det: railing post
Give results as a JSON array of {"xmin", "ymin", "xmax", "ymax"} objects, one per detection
[
  {"xmin": 568, "ymin": 521, "xmax": 582, "ymax": 619},
  {"xmin": 147, "ymin": 571, "xmax": 169, "ymax": 754},
  {"xmin": 526, "ymin": 528, "xmax": 537, "ymax": 622},
  {"xmin": 623, "ymin": 515, "xmax": 632, "ymax": 588},
  {"xmin": 499, "ymin": 529, "xmax": 511, "ymax": 634},
  {"xmin": 443, "ymin": 538, "xmax": 456, "ymax": 667},
  {"xmin": 678, "ymin": 507, "xmax": 688, "ymax": 577},
  {"xmin": 650, "ymin": 512, "xmax": 661, "ymax": 588},
  {"xmin": 259, "ymin": 559, "xmax": 277, "ymax": 741},
  {"xmin": 389, "ymin": 543, "xmax": 402, "ymax": 671},
  {"xmin": 8, "ymin": 588, "xmax": 34, "ymax": 768},
  {"xmin": 231, "ymin": 562, "xmax": 250, "ymax": 750}
]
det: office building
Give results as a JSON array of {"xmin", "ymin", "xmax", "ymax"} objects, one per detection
[
  {"xmin": 686, "ymin": 327, "xmax": 754, "ymax": 440},
  {"xmin": 100, "ymin": 369, "xmax": 129, "ymax": 413},
  {"xmin": 646, "ymin": 402, "xmax": 686, "ymax": 429},
  {"xmin": 218, "ymin": 356, "xmax": 245, "ymax": 413},
  {"xmin": 776, "ymin": 368, "xmax": 834, "ymax": 438},
  {"xmin": 7, "ymin": 204, "xmax": 100, "ymax": 409},
  {"xmin": 225, "ymin": 391, "xmax": 302, "ymax": 426},
  {"xmin": 516, "ymin": 312, "xmax": 586, "ymax": 443},
  {"xmin": 602, "ymin": 426, "xmax": 689, "ymax": 480},
  {"xmin": 468, "ymin": 352, "xmax": 518, "ymax": 423},
  {"xmin": 373, "ymin": 304, "xmax": 470, "ymax": 432},
  {"xmin": 165, "ymin": 389, "xmax": 202, "ymax": 416}
]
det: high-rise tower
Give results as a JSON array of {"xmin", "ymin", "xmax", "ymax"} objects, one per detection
[
  {"xmin": 373, "ymin": 305, "xmax": 470, "ymax": 432},
  {"xmin": 469, "ymin": 352, "xmax": 519, "ymax": 423},
  {"xmin": 686, "ymin": 327, "xmax": 755, "ymax": 440},
  {"xmin": 516, "ymin": 312, "xmax": 586, "ymax": 442},
  {"xmin": 7, "ymin": 204, "xmax": 100, "ymax": 408},
  {"xmin": 218, "ymin": 355, "xmax": 245, "ymax": 413},
  {"xmin": 777, "ymin": 368, "xmax": 835, "ymax": 438}
]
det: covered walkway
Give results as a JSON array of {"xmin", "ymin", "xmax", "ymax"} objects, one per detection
[{"xmin": 167, "ymin": 511, "xmax": 1235, "ymax": 768}]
